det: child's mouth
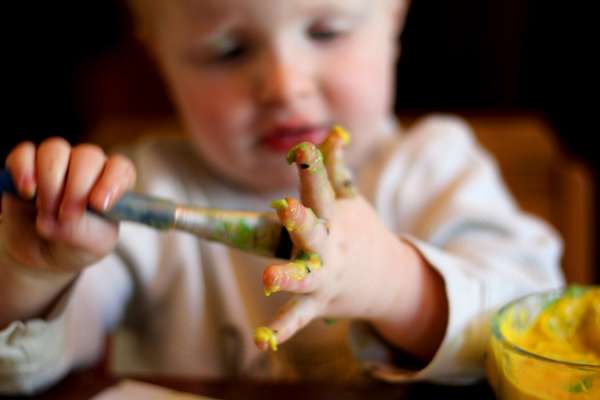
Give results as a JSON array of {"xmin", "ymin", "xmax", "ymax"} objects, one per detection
[{"xmin": 261, "ymin": 126, "xmax": 328, "ymax": 153}]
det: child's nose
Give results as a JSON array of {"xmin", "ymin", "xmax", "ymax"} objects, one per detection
[{"xmin": 255, "ymin": 50, "xmax": 314, "ymax": 106}]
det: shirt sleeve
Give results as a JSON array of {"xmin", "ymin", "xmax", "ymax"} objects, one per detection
[
  {"xmin": 352, "ymin": 114, "xmax": 564, "ymax": 384},
  {"xmin": 0, "ymin": 253, "xmax": 133, "ymax": 395}
]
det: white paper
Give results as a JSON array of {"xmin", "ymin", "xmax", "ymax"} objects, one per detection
[{"xmin": 90, "ymin": 379, "xmax": 220, "ymax": 400}]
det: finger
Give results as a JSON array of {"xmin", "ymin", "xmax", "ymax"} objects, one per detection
[
  {"xmin": 35, "ymin": 137, "xmax": 71, "ymax": 216},
  {"xmin": 57, "ymin": 144, "xmax": 107, "ymax": 223},
  {"xmin": 271, "ymin": 197, "xmax": 329, "ymax": 253},
  {"xmin": 319, "ymin": 125, "xmax": 356, "ymax": 198},
  {"xmin": 287, "ymin": 142, "xmax": 335, "ymax": 218},
  {"xmin": 254, "ymin": 296, "xmax": 320, "ymax": 351},
  {"xmin": 5, "ymin": 141, "xmax": 37, "ymax": 199},
  {"xmin": 89, "ymin": 153, "xmax": 137, "ymax": 212},
  {"xmin": 262, "ymin": 251, "xmax": 322, "ymax": 296},
  {"xmin": 35, "ymin": 211, "xmax": 120, "ymax": 264}
]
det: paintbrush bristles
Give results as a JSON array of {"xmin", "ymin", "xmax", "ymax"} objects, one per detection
[{"xmin": 174, "ymin": 206, "xmax": 283, "ymax": 257}]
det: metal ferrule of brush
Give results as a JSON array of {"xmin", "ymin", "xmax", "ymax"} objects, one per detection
[{"xmin": 103, "ymin": 192, "xmax": 177, "ymax": 229}]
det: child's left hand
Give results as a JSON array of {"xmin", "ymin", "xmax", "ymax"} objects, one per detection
[{"xmin": 255, "ymin": 127, "xmax": 447, "ymax": 360}]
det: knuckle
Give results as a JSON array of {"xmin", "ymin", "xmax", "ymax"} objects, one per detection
[
  {"xmin": 5, "ymin": 142, "xmax": 35, "ymax": 168},
  {"xmin": 40, "ymin": 136, "xmax": 71, "ymax": 153},
  {"xmin": 72, "ymin": 143, "xmax": 106, "ymax": 161}
]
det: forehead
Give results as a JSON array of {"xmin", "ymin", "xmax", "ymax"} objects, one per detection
[{"xmin": 164, "ymin": 0, "xmax": 374, "ymax": 24}]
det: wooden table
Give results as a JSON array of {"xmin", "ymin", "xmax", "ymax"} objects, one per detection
[{"xmin": 3, "ymin": 369, "xmax": 496, "ymax": 399}]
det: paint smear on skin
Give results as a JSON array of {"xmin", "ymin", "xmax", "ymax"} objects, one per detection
[
  {"xmin": 330, "ymin": 124, "xmax": 350, "ymax": 145},
  {"xmin": 271, "ymin": 198, "xmax": 297, "ymax": 232},
  {"xmin": 287, "ymin": 139, "xmax": 337, "ymax": 206},
  {"xmin": 263, "ymin": 251, "xmax": 322, "ymax": 296},
  {"xmin": 319, "ymin": 125, "xmax": 350, "ymax": 158},
  {"xmin": 320, "ymin": 125, "xmax": 356, "ymax": 198},
  {"xmin": 286, "ymin": 142, "xmax": 324, "ymax": 174},
  {"xmin": 271, "ymin": 197, "xmax": 315, "ymax": 234},
  {"xmin": 202, "ymin": 214, "xmax": 279, "ymax": 255},
  {"xmin": 263, "ymin": 284, "xmax": 280, "ymax": 297},
  {"xmin": 254, "ymin": 326, "xmax": 278, "ymax": 351}
]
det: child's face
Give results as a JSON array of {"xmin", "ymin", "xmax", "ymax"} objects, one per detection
[{"xmin": 146, "ymin": 0, "xmax": 404, "ymax": 191}]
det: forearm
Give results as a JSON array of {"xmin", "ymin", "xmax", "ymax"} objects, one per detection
[
  {"xmin": 0, "ymin": 255, "xmax": 76, "ymax": 329},
  {"xmin": 369, "ymin": 236, "xmax": 448, "ymax": 361}
]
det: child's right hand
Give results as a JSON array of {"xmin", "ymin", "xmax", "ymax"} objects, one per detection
[{"xmin": 0, "ymin": 138, "xmax": 136, "ymax": 278}]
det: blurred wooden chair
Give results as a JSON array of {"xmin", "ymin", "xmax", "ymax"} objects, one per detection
[{"xmin": 436, "ymin": 113, "xmax": 595, "ymax": 284}]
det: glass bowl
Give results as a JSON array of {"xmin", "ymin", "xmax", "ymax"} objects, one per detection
[{"xmin": 486, "ymin": 286, "xmax": 600, "ymax": 399}]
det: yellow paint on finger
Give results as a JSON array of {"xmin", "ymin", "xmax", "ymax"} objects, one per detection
[
  {"xmin": 263, "ymin": 253, "xmax": 322, "ymax": 296},
  {"xmin": 331, "ymin": 124, "xmax": 350, "ymax": 144},
  {"xmin": 254, "ymin": 326, "xmax": 278, "ymax": 351},
  {"xmin": 270, "ymin": 198, "xmax": 289, "ymax": 211},
  {"xmin": 295, "ymin": 251, "xmax": 322, "ymax": 272},
  {"xmin": 264, "ymin": 284, "xmax": 280, "ymax": 297}
]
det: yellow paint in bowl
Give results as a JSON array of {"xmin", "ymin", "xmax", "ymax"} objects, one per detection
[{"xmin": 486, "ymin": 286, "xmax": 600, "ymax": 399}]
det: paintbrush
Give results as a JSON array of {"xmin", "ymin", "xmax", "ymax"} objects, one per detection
[{"xmin": 0, "ymin": 169, "xmax": 292, "ymax": 259}]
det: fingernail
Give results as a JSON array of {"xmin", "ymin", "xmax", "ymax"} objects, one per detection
[{"xmin": 101, "ymin": 190, "xmax": 115, "ymax": 211}]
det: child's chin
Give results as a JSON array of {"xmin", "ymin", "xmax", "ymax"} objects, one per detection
[{"xmin": 236, "ymin": 170, "xmax": 299, "ymax": 193}]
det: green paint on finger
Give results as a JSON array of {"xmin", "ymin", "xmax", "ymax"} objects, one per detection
[
  {"xmin": 287, "ymin": 142, "xmax": 312, "ymax": 164},
  {"xmin": 286, "ymin": 143, "xmax": 324, "ymax": 173},
  {"xmin": 296, "ymin": 250, "xmax": 322, "ymax": 266}
]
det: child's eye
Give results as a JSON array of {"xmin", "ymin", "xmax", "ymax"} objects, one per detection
[
  {"xmin": 215, "ymin": 45, "xmax": 247, "ymax": 63},
  {"xmin": 307, "ymin": 21, "xmax": 346, "ymax": 42},
  {"xmin": 208, "ymin": 36, "xmax": 248, "ymax": 64}
]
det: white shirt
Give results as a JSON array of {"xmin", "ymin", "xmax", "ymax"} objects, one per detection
[{"xmin": 0, "ymin": 115, "xmax": 564, "ymax": 395}]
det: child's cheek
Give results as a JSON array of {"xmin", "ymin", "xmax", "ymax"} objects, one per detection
[
  {"xmin": 174, "ymin": 75, "xmax": 253, "ymax": 140},
  {"xmin": 324, "ymin": 53, "xmax": 393, "ymax": 129}
]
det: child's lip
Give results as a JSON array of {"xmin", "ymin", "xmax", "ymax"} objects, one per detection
[{"xmin": 260, "ymin": 125, "xmax": 328, "ymax": 153}]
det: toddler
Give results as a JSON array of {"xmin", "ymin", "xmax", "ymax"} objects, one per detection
[{"xmin": 0, "ymin": 0, "xmax": 563, "ymax": 394}]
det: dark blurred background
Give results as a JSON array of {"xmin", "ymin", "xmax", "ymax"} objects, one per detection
[{"xmin": 2, "ymin": 1, "xmax": 597, "ymax": 281}]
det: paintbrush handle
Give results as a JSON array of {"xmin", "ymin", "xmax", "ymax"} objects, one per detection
[
  {"xmin": 0, "ymin": 169, "xmax": 178, "ymax": 227},
  {"xmin": 0, "ymin": 169, "xmax": 292, "ymax": 258}
]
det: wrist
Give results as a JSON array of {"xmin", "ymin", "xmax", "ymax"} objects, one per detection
[
  {"xmin": 0, "ymin": 250, "xmax": 77, "ymax": 329},
  {"xmin": 369, "ymin": 237, "xmax": 448, "ymax": 361}
]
